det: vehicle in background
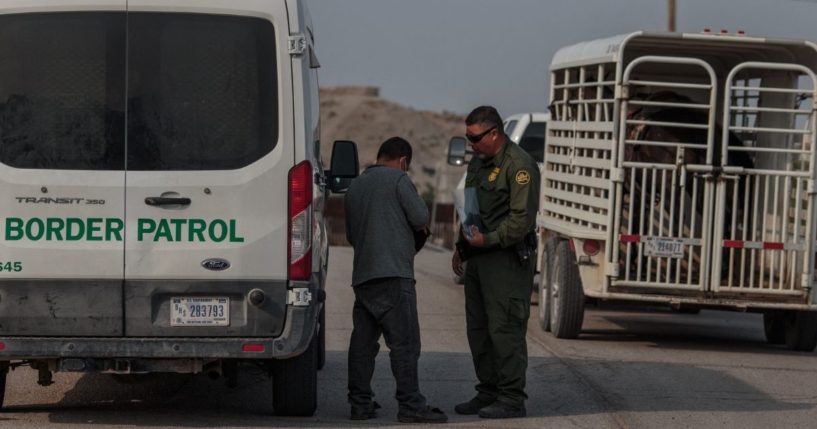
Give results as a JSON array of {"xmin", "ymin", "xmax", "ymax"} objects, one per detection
[
  {"xmin": 0, "ymin": 0, "xmax": 358, "ymax": 416},
  {"xmin": 537, "ymin": 30, "xmax": 817, "ymax": 352}
]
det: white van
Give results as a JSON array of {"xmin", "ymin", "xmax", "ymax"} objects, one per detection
[
  {"xmin": 0, "ymin": 0, "xmax": 358, "ymax": 416},
  {"xmin": 537, "ymin": 30, "xmax": 817, "ymax": 351}
]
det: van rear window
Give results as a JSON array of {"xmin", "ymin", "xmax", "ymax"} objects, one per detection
[
  {"xmin": 127, "ymin": 13, "xmax": 278, "ymax": 170},
  {"xmin": 0, "ymin": 13, "xmax": 126, "ymax": 170},
  {"xmin": 0, "ymin": 12, "xmax": 278, "ymax": 171}
]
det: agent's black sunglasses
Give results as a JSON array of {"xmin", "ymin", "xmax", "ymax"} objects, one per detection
[{"xmin": 465, "ymin": 126, "xmax": 496, "ymax": 143}]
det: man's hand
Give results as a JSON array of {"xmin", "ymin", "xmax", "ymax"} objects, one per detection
[
  {"xmin": 464, "ymin": 225, "xmax": 485, "ymax": 248},
  {"xmin": 452, "ymin": 249, "xmax": 464, "ymax": 277}
]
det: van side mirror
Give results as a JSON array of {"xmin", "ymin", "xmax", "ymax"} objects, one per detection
[
  {"xmin": 327, "ymin": 140, "xmax": 359, "ymax": 193},
  {"xmin": 447, "ymin": 136, "xmax": 468, "ymax": 166}
]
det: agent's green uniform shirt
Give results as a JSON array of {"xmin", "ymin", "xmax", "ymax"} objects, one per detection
[
  {"xmin": 460, "ymin": 139, "xmax": 540, "ymax": 408},
  {"xmin": 465, "ymin": 140, "xmax": 540, "ymax": 247}
]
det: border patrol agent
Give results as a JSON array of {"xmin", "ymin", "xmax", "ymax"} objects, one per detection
[{"xmin": 452, "ymin": 106, "xmax": 540, "ymax": 419}]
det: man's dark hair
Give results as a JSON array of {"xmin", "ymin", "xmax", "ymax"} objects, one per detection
[
  {"xmin": 376, "ymin": 136, "xmax": 413, "ymax": 162},
  {"xmin": 466, "ymin": 105, "xmax": 503, "ymax": 130}
]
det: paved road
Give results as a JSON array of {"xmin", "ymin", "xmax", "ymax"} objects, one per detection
[{"xmin": 1, "ymin": 246, "xmax": 816, "ymax": 428}]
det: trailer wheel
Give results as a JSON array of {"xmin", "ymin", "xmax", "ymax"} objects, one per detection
[
  {"xmin": 763, "ymin": 312, "xmax": 786, "ymax": 345},
  {"xmin": 538, "ymin": 236, "xmax": 558, "ymax": 332},
  {"xmin": 0, "ymin": 361, "xmax": 7, "ymax": 410},
  {"xmin": 317, "ymin": 305, "xmax": 326, "ymax": 371},
  {"xmin": 549, "ymin": 240, "xmax": 585, "ymax": 339},
  {"xmin": 272, "ymin": 334, "xmax": 318, "ymax": 416},
  {"xmin": 784, "ymin": 311, "xmax": 817, "ymax": 352}
]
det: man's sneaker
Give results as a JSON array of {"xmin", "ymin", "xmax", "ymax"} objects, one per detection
[
  {"xmin": 454, "ymin": 396, "xmax": 495, "ymax": 415},
  {"xmin": 397, "ymin": 405, "xmax": 448, "ymax": 424},
  {"xmin": 478, "ymin": 401, "xmax": 526, "ymax": 419},
  {"xmin": 350, "ymin": 401, "xmax": 381, "ymax": 420}
]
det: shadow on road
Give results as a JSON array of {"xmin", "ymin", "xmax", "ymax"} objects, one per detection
[
  {"xmin": 571, "ymin": 305, "xmax": 817, "ymax": 356},
  {"xmin": 0, "ymin": 348, "xmax": 806, "ymax": 427}
]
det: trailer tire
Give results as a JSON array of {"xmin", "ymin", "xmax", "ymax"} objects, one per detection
[
  {"xmin": 784, "ymin": 311, "xmax": 817, "ymax": 352},
  {"xmin": 272, "ymin": 334, "xmax": 318, "ymax": 416},
  {"xmin": 549, "ymin": 240, "xmax": 584, "ymax": 339},
  {"xmin": 763, "ymin": 312, "xmax": 786, "ymax": 345},
  {"xmin": 538, "ymin": 236, "xmax": 558, "ymax": 332},
  {"xmin": 317, "ymin": 305, "xmax": 326, "ymax": 371}
]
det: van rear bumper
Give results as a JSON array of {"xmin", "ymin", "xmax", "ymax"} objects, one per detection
[{"xmin": 0, "ymin": 300, "xmax": 319, "ymax": 360}]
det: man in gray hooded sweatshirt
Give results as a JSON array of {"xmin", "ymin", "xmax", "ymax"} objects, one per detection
[{"xmin": 344, "ymin": 136, "xmax": 447, "ymax": 424}]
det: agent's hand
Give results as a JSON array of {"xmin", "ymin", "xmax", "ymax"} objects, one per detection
[
  {"xmin": 464, "ymin": 225, "xmax": 485, "ymax": 248},
  {"xmin": 452, "ymin": 249, "xmax": 464, "ymax": 277}
]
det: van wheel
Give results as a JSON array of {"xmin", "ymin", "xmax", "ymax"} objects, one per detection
[
  {"xmin": 549, "ymin": 240, "xmax": 584, "ymax": 339},
  {"xmin": 317, "ymin": 306, "xmax": 326, "ymax": 371},
  {"xmin": 0, "ymin": 361, "xmax": 7, "ymax": 409},
  {"xmin": 538, "ymin": 237, "xmax": 558, "ymax": 332},
  {"xmin": 272, "ymin": 335, "xmax": 318, "ymax": 416},
  {"xmin": 763, "ymin": 312, "xmax": 786, "ymax": 345},
  {"xmin": 784, "ymin": 311, "xmax": 817, "ymax": 352}
]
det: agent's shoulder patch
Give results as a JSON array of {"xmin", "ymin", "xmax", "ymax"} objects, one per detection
[{"xmin": 515, "ymin": 169, "xmax": 531, "ymax": 185}]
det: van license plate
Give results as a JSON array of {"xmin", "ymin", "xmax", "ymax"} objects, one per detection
[
  {"xmin": 643, "ymin": 238, "xmax": 685, "ymax": 259},
  {"xmin": 171, "ymin": 297, "xmax": 230, "ymax": 327}
]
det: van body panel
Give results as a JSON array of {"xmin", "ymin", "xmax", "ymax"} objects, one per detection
[
  {"xmin": 0, "ymin": 0, "xmax": 124, "ymax": 13},
  {"xmin": 286, "ymin": 0, "xmax": 326, "ymax": 281},
  {"xmin": 120, "ymin": 3, "xmax": 294, "ymax": 336},
  {"xmin": 123, "ymin": 280, "xmax": 287, "ymax": 337},
  {"xmin": 0, "ymin": 281, "xmax": 122, "ymax": 336},
  {"xmin": 0, "ymin": 6, "xmax": 127, "ymax": 336}
]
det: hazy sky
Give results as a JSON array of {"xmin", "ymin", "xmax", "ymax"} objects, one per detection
[{"xmin": 307, "ymin": 0, "xmax": 817, "ymax": 117}]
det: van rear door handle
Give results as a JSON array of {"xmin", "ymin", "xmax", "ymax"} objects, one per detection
[{"xmin": 145, "ymin": 197, "xmax": 191, "ymax": 206}]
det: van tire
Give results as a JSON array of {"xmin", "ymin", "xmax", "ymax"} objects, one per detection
[
  {"xmin": 784, "ymin": 311, "xmax": 817, "ymax": 352},
  {"xmin": 549, "ymin": 240, "xmax": 584, "ymax": 339},
  {"xmin": 272, "ymin": 334, "xmax": 318, "ymax": 416},
  {"xmin": 538, "ymin": 236, "xmax": 558, "ymax": 332},
  {"xmin": 763, "ymin": 312, "xmax": 786, "ymax": 345},
  {"xmin": 0, "ymin": 361, "xmax": 7, "ymax": 409},
  {"xmin": 317, "ymin": 306, "xmax": 326, "ymax": 370}
]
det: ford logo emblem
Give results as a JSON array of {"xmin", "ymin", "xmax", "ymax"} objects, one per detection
[{"xmin": 202, "ymin": 258, "xmax": 231, "ymax": 271}]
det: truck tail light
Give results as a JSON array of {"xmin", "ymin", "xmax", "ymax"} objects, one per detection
[
  {"xmin": 583, "ymin": 239, "xmax": 601, "ymax": 256},
  {"xmin": 288, "ymin": 161, "xmax": 313, "ymax": 281}
]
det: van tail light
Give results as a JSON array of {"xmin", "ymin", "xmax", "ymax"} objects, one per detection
[
  {"xmin": 242, "ymin": 343, "xmax": 265, "ymax": 353},
  {"xmin": 288, "ymin": 161, "xmax": 313, "ymax": 281}
]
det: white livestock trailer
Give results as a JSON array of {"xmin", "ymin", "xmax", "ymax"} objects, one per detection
[{"xmin": 537, "ymin": 31, "xmax": 817, "ymax": 351}]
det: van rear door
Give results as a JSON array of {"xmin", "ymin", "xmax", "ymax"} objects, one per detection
[
  {"xmin": 122, "ymin": 4, "xmax": 294, "ymax": 337},
  {"xmin": 0, "ymin": 8, "xmax": 127, "ymax": 336}
]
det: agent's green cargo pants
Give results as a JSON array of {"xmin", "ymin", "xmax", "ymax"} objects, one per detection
[{"xmin": 463, "ymin": 247, "xmax": 534, "ymax": 407}]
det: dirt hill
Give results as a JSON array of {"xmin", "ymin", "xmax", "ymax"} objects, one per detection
[{"xmin": 320, "ymin": 86, "xmax": 465, "ymax": 203}]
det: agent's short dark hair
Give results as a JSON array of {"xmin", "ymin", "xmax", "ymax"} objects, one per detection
[
  {"xmin": 376, "ymin": 136, "xmax": 413, "ymax": 162},
  {"xmin": 466, "ymin": 106, "xmax": 503, "ymax": 130}
]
